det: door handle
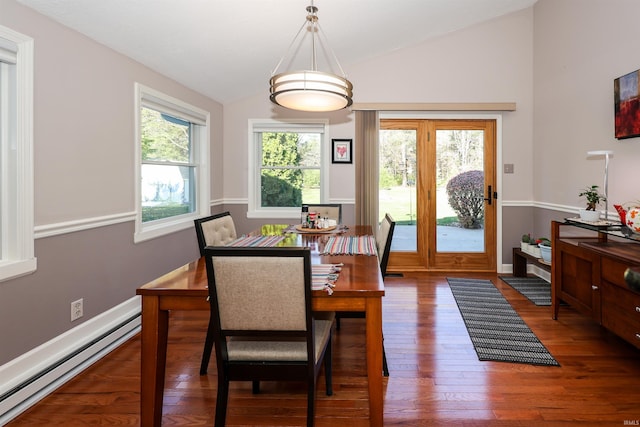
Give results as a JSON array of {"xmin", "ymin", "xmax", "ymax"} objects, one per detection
[{"xmin": 484, "ymin": 185, "xmax": 497, "ymax": 205}]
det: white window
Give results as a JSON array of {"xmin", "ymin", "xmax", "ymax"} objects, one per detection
[
  {"xmin": 134, "ymin": 84, "xmax": 210, "ymax": 242},
  {"xmin": 248, "ymin": 119, "xmax": 329, "ymax": 219},
  {"xmin": 0, "ymin": 26, "xmax": 35, "ymax": 282}
]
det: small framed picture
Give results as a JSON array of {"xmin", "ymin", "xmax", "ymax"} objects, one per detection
[{"xmin": 331, "ymin": 139, "xmax": 352, "ymax": 164}]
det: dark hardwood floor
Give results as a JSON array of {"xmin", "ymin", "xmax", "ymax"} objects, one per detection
[{"xmin": 7, "ymin": 272, "xmax": 640, "ymax": 426}]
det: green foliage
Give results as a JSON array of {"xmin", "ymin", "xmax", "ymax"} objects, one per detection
[
  {"xmin": 521, "ymin": 233, "xmax": 531, "ymax": 243},
  {"xmin": 261, "ymin": 174, "xmax": 302, "ymax": 207},
  {"xmin": 446, "ymin": 170, "xmax": 485, "ymax": 229},
  {"xmin": 538, "ymin": 238, "xmax": 551, "ymax": 247},
  {"xmin": 379, "ymin": 129, "xmax": 416, "ymax": 188},
  {"xmin": 141, "ymin": 204, "xmax": 190, "ymax": 222},
  {"xmin": 260, "ymin": 132, "xmax": 303, "ymax": 207},
  {"xmin": 141, "ymin": 108, "xmax": 189, "ymax": 162},
  {"xmin": 578, "ymin": 185, "xmax": 606, "ymax": 210},
  {"xmin": 379, "ymin": 168, "xmax": 398, "ymax": 189}
]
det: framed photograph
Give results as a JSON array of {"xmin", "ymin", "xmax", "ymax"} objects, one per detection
[
  {"xmin": 331, "ymin": 139, "xmax": 352, "ymax": 164},
  {"xmin": 614, "ymin": 69, "xmax": 640, "ymax": 139}
]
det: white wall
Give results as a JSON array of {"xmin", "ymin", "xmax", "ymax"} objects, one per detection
[
  {"xmin": 534, "ymin": 0, "xmax": 640, "ymax": 212},
  {"xmin": 224, "ymin": 8, "xmax": 535, "ymax": 207}
]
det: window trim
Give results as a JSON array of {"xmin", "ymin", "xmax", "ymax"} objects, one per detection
[
  {"xmin": 134, "ymin": 83, "xmax": 210, "ymax": 243},
  {"xmin": 247, "ymin": 119, "xmax": 329, "ymax": 219},
  {"xmin": 0, "ymin": 25, "xmax": 36, "ymax": 283}
]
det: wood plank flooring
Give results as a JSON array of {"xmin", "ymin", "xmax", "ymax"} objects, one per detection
[{"xmin": 7, "ymin": 272, "xmax": 640, "ymax": 426}]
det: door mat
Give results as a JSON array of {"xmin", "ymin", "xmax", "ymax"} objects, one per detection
[{"xmin": 447, "ymin": 277, "xmax": 560, "ymax": 366}]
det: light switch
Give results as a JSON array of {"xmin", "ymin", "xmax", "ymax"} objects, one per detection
[{"xmin": 504, "ymin": 163, "xmax": 514, "ymax": 174}]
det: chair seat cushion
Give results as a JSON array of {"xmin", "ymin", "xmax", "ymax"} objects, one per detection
[{"xmin": 227, "ymin": 320, "xmax": 332, "ymax": 363}]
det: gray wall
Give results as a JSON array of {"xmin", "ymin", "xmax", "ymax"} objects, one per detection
[{"xmin": 0, "ymin": 0, "xmax": 223, "ymax": 365}]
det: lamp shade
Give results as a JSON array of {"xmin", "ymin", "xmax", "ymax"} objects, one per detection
[
  {"xmin": 269, "ymin": 2, "xmax": 353, "ymax": 112},
  {"xmin": 270, "ymin": 70, "xmax": 353, "ymax": 112}
]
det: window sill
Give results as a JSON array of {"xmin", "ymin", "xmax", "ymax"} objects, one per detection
[{"xmin": 0, "ymin": 258, "xmax": 37, "ymax": 283}]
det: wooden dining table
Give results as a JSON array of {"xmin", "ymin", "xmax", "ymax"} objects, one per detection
[{"xmin": 136, "ymin": 224, "xmax": 385, "ymax": 426}]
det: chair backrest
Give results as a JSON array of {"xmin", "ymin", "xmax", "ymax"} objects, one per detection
[
  {"xmin": 306, "ymin": 204, "xmax": 342, "ymax": 223},
  {"xmin": 194, "ymin": 212, "xmax": 237, "ymax": 256},
  {"xmin": 376, "ymin": 213, "xmax": 396, "ymax": 277},
  {"xmin": 203, "ymin": 246, "xmax": 313, "ymax": 348}
]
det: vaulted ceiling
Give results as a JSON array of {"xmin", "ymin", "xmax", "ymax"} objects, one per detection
[{"xmin": 18, "ymin": 0, "xmax": 538, "ymax": 104}]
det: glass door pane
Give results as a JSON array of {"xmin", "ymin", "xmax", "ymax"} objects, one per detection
[
  {"xmin": 379, "ymin": 128, "xmax": 417, "ymax": 252},
  {"xmin": 435, "ymin": 129, "xmax": 485, "ymax": 253}
]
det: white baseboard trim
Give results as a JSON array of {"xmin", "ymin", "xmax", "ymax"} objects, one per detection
[{"xmin": 0, "ymin": 297, "xmax": 141, "ymax": 425}]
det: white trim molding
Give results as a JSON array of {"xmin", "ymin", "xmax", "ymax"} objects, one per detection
[
  {"xmin": 0, "ymin": 297, "xmax": 141, "ymax": 425},
  {"xmin": 0, "ymin": 25, "xmax": 35, "ymax": 283},
  {"xmin": 34, "ymin": 212, "xmax": 137, "ymax": 239}
]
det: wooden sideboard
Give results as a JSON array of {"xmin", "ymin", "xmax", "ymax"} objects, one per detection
[{"xmin": 551, "ymin": 220, "xmax": 640, "ymax": 350}]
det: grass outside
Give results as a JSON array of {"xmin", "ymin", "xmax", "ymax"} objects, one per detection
[
  {"xmin": 380, "ymin": 186, "xmax": 458, "ymax": 225},
  {"xmin": 301, "ymin": 185, "xmax": 461, "ymax": 226}
]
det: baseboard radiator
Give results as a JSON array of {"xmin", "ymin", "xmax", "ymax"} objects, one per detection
[{"xmin": 0, "ymin": 297, "xmax": 141, "ymax": 425}]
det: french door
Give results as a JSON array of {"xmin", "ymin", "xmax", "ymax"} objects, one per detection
[{"xmin": 380, "ymin": 119, "xmax": 497, "ymax": 272}]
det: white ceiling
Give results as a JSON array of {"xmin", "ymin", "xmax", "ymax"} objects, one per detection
[{"xmin": 18, "ymin": 0, "xmax": 538, "ymax": 104}]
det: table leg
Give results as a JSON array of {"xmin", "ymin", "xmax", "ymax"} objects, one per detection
[
  {"xmin": 140, "ymin": 296, "xmax": 169, "ymax": 427},
  {"xmin": 365, "ymin": 298, "xmax": 383, "ymax": 427}
]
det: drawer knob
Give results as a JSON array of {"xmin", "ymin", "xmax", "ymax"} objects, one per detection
[
  {"xmin": 592, "ymin": 285, "xmax": 599, "ymax": 290},
  {"xmin": 636, "ymin": 306, "xmax": 640, "ymax": 313},
  {"xmin": 636, "ymin": 333, "xmax": 640, "ymax": 341}
]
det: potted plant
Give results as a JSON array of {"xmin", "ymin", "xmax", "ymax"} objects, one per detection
[
  {"xmin": 528, "ymin": 237, "xmax": 541, "ymax": 257},
  {"xmin": 578, "ymin": 185, "xmax": 606, "ymax": 221},
  {"xmin": 538, "ymin": 238, "xmax": 551, "ymax": 263},
  {"xmin": 521, "ymin": 234, "xmax": 531, "ymax": 252}
]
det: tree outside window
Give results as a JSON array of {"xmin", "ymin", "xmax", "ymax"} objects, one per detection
[
  {"xmin": 140, "ymin": 108, "xmax": 195, "ymax": 222},
  {"xmin": 259, "ymin": 131, "xmax": 321, "ymax": 207}
]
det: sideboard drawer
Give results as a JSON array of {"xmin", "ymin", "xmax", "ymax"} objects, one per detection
[
  {"xmin": 601, "ymin": 257, "xmax": 639, "ymax": 289},
  {"xmin": 601, "ymin": 281, "xmax": 640, "ymax": 349}
]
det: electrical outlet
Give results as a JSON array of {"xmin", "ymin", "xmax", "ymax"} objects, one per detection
[{"xmin": 71, "ymin": 298, "xmax": 83, "ymax": 321}]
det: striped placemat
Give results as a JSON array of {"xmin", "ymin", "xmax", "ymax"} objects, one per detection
[
  {"xmin": 311, "ymin": 264, "xmax": 342, "ymax": 294},
  {"xmin": 226, "ymin": 235, "xmax": 286, "ymax": 247},
  {"xmin": 320, "ymin": 235, "xmax": 377, "ymax": 256}
]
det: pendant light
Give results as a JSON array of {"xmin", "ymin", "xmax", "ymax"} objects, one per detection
[{"xmin": 269, "ymin": 1, "xmax": 353, "ymax": 112}]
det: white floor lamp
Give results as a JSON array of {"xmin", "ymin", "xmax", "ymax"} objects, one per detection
[{"xmin": 586, "ymin": 150, "xmax": 613, "ymax": 223}]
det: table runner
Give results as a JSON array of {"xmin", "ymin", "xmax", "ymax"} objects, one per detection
[
  {"xmin": 226, "ymin": 235, "xmax": 286, "ymax": 247},
  {"xmin": 321, "ymin": 235, "xmax": 377, "ymax": 256}
]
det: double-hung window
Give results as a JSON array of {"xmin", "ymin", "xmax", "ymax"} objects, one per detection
[
  {"xmin": 0, "ymin": 26, "xmax": 35, "ymax": 282},
  {"xmin": 134, "ymin": 83, "xmax": 210, "ymax": 242},
  {"xmin": 248, "ymin": 119, "xmax": 329, "ymax": 219}
]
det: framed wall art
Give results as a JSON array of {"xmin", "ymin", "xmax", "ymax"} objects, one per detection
[
  {"xmin": 614, "ymin": 68, "xmax": 640, "ymax": 139},
  {"xmin": 331, "ymin": 139, "xmax": 352, "ymax": 164}
]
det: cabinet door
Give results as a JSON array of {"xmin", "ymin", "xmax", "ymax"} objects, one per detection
[
  {"xmin": 555, "ymin": 240, "xmax": 601, "ymax": 322},
  {"xmin": 601, "ymin": 281, "xmax": 640, "ymax": 349}
]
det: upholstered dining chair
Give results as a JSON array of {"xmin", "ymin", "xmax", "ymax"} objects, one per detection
[
  {"xmin": 306, "ymin": 204, "xmax": 342, "ymax": 224},
  {"xmin": 334, "ymin": 213, "xmax": 395, "ymax": 376},
  {"xmin": 194, "ymin": 211, "xmax": 237, "ymax": 256},
  {"xmin": 203, "ymin": 246, "xmax": 333, "ymax": 427},
  {"xmin": 194, "ymin": 212, "xmax": 239, "ymax": 375}
]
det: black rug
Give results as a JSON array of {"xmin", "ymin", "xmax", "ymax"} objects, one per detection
[
  {"xmin": 498, "ymin": 276, "xmax": 551, "ymax": 306},
  {"xmin": 447, "ymin": 277, "xmax": 559, "ymax": 366}
]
